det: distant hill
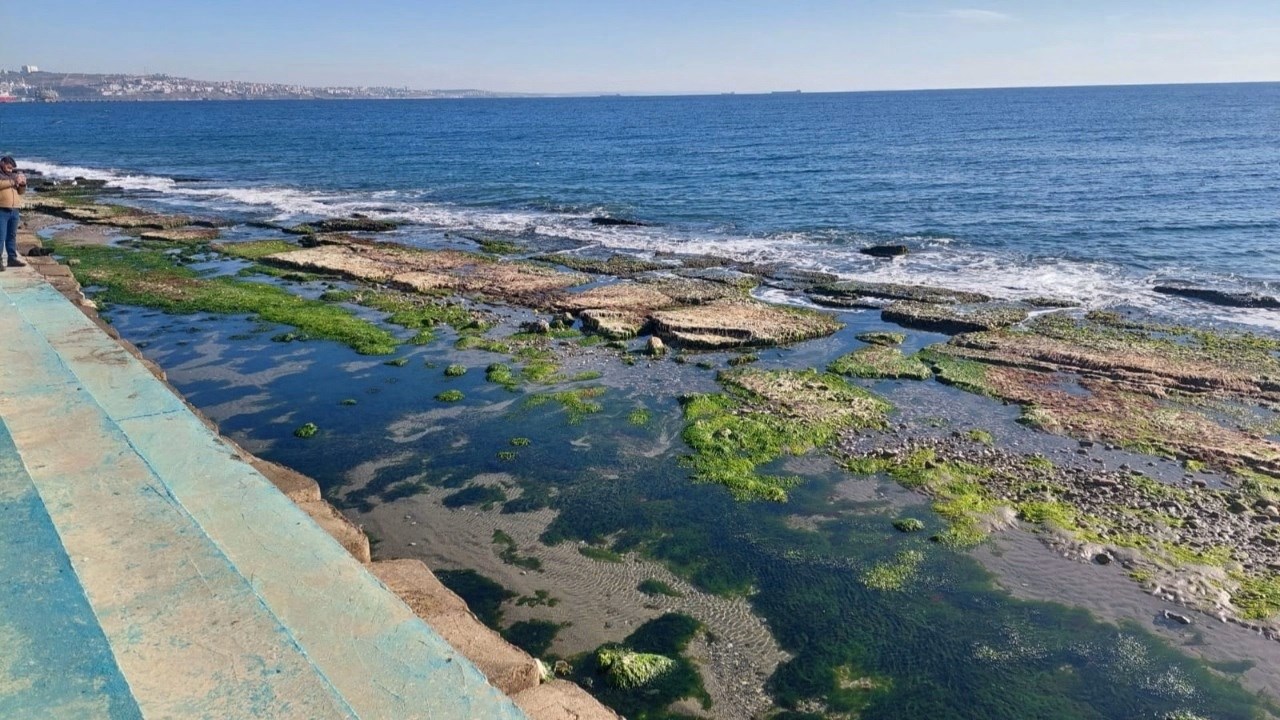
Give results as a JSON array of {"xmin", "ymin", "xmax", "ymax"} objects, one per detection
[{"xmin": 0, "ymin": 69, "xmax": 533, "ymax": 101}]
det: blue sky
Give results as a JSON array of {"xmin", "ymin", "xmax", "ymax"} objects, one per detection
[{"xmin": 4, "ymin": 1, "xmax": 1279, "ymax": 93}]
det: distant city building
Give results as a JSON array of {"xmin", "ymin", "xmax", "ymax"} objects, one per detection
[{"xmin": 21, "ymin": 65, "xmax": 38, "ymax": 74}]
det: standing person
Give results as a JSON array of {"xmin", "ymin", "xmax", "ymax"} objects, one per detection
[{"xmin": 0, "ymin": 156, "xmax": 26, "ymax": 270}]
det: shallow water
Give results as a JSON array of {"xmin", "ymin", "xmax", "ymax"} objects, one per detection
[{"xmin": 98, "ymin": 278, "xmax": 1279, "ymax": 719}]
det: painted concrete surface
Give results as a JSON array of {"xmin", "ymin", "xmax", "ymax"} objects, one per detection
[
  {"xmin": 0, "ymin": 418, "xmax": 144, "ymax": 720},
  {"xmin": 0, "ymin": 268, "xmax": 529, "ymax": 719}
]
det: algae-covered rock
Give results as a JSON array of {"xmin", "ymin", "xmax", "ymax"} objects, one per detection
[
  {"xmin": 294, "ymin": 422, "xmax": 319, "ymax": 438},
  {"xmin": 579, "ymin": 309, "xmax": 649, "ymax": 340},
  {"xmin": 265, "ymin": 241, "xmax": 588, "ymax": 306},
  {"xmin": 811, "ymin": 280, "xmax": 990, "ymax": 306},
  {"xmin": 596, "ymin": 647, "xmax": 676, "ymax": 688},
  {"xmin": 139, "ymin": 227, "xmax": 220, "ymax": 243},
  {"xmin": 856, "ymin": 331, "xmax": 906, "ymax": 346},
  {"xmin": 287, "ymin": 217, "xmax": 398, "ymax": 234},
  {"xmin": 535, "ymin": 252, "xmax": 670, "ymax": 276},
  {"xmin": 829, "ymin": 345, "xmax": 932, "ymax": 380},
  {"xmin": 555, "ymin": 283, "xmax": 676, "ymax": 314},
  {"xmin": 882, "ymin": 301, "xmax": 1029, "ymax": 334},
  {"xmin": 652, "ymin": 299, "xmax": 842, "ymax": 349}
]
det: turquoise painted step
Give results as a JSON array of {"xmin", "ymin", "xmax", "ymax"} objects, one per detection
[{"xmin": 0, "ymin": 417, "xmax": 143, "ymax": 720}]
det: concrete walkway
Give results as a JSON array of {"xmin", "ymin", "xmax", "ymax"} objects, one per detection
[{"xmin": 0, "ymin": 266, "xmax": 529, "ymax": 719}]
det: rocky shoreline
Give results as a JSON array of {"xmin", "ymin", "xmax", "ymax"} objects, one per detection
[{"xmin": 22, "ymin": 175, "xmax": 1280, "ymax": 717}]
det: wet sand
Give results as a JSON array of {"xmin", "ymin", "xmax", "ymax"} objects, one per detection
[{"xmin": 354, "ymin": 476, "xmax": 788, "ymax": 720}]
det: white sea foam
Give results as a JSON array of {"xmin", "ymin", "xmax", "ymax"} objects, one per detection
[{"xmin": 25, "ymin": 159, "xmax": 1280, "ymax": 331}]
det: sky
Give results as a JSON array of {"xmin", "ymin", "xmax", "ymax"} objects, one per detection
[{"xmin": 4, "ymin": 1, "xmax": 1280, "ymax": 94}]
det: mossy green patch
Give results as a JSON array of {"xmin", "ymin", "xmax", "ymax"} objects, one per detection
[
  {"xmin": 855, "ymin": 331, "xmax": 906, "ymax": 346},
  {"xmin": 293, "ymin": 422, "xmax": 319, "ymax": 439},
  {"xmin": 680, "ymin": 369, "xmax": 891, "ymax": 502},
  {"xmin": 596, "ymin": 648, "xmax": 676, "ymax": 689},
  {"xmin": 214, "ymin": 239, "xmax": 299, "ymax": 260},
  {"xmin": 579, "ymin": 545, "xmax": 625, "ymax": 563},
  {"xmin": 515, "ymin": 589, "xmax": 560, "ymax": 607},
  {"xmin": 628, "ymin": 408, "xmax": 651, "ymax": 427},
  {"xmin": 917, "ymin": 347, "xmax": 999, "ymax": 395},
  {"xmin": 444, "ymin": 363, "xmax": 467, "ymax": 377},
  {"xmin": 861, "ymin": 549, "xmax": 925, "ymax": 591},
  {"xmin": 55, "ymin": 243, "xmax": 399, "ymax": 354},
  {"xmin": 492, "ymin": 529, "xmax": 543, "ymax": 571},
  {"xmin": 638, "ymin": 579, "xmax": 684, "ymax": 598},
  {"xmin": 892, "ymin": 517, "xmax": 925, "ymax": 533},
  {"xmin": 1233, "ymin": 574, "xmax": 1280, "ymax": 620},
  {"xmin": 526, "ymin": 386, "xmax": 606, "ymax": 424},
  {"xmin": 510, "ymin": 437, "xmax": 532, "ymax": 447},
  {"xmin": 829, "ymin": 345, "xmax": 932, "ymax": 380},
  {"xmin": 436, "ymin": 389, "xmax": 465, "ymax": 402},
  {"xmin": 485, "ymin": 363, "xmax": 518, "ymax": 390}
]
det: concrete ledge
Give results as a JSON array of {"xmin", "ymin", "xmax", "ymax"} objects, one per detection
[
  {"xmin": 514, "ymin": 681, "xmax": 623, "ymax": 720},
  {"xmin": 370, "ymin": 559, "xmax": 470, "ymax": 617},
  {"xmin": 298, "ymin": 500, "xmax": 373, "ymax": 563},
  {"xmin": 428, "ymin": 611, "xmax": 544, "ymax": 696}
]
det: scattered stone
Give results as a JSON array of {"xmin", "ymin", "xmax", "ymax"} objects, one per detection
[
  {"xmin": 646, "ymin": 336, "xmax": 667, "ymax": 357},
  {"xmin": 523, "ymin": 319, "xmax": 552, "ymax": 335},
  {"xmin": 1162, "ymin": 610, "xmax": 1193, "ymax": 625}
]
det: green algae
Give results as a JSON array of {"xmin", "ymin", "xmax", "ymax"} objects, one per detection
[
  {"xmin": 293, "ymin": 422, "xmax": 319, "ymax": 439},
  {"xmin": 577, "ymin": 613, "xmax": 711, "ymax": 716},
  {"xmin": 435, "ymin": 569, "xmax": 514, "ymax": 629},
  {"xmin": 861, "ymin": 549, "xmax": 926, "ymax": 591},
  {"xmin": 525, "ymin": 387, "xmax": 605, "ymax": 424},
  {"xmin": 486, "ymin": 363, "xmax": 519, "ymax": 390},
  {"xmin": 503, "ymin": 619, "xmax": 567, "ymax": 658},
  {"xmin": 474, "ymin": 237, "xmax": 525, "ymax": 255},
  {"xmin": 829, "ymin": 345, "xmax": 932, "ymax": 380},
  {"xmin": 444, "ymin": 363, "xmax": 467, "ymax": 377},
  {"xmin": 1233, "ymin": 574, "xmax": 1280, "ymax": 620},
  {"xmin": 628, "ymin": 408, "xmax": 652, "ymax": 427},
  {"xmin": 55, "ymin": 243, "xmax": 400, "ymax": 355},
  {"xmin": 579, "ymin": 545, "xmax": 625, "ymax": 563},
  {"xmin": 966, "ymin": 429, "xmax": 995, "ymax": 445},
  {"xmin": 383, "ymin": 357, "xmax": 409, "ymax": 367},
  {"xmin": 510, "ymin": 437, "xmax": 532, "ymax": 447},
  {"xmin": 496, "ymin": 450, "xmax": 517, "ymax": 462},
  {"xmin": 492, "ymin": 529, "xmax": 543, "ymax": 571},
  {"xmin": 856, "ymin": 331, "xmax": 906, "ymax": 346},
  {"xmin": 680, "ymin": 369, "xmax": 891, "ymax": 502},
  {"xmin": 515, "ymin": 589, "xmax": 560, "ymax": 607},
  {"xmin": 571, "ymin": 370, "xmax": 603, "ymax": 382},
  {"xmin": 916, "ymin": 347, "xmax": 999, "ymax": 396},
  {"xmin": 596, "ymin": 648, "xmax": 676, "ymax": 688},
  {"xmin": 213, "ymin": 239, "xmax": 299, "ymax": 260},
  {"xmin": 637, "ymin": 579, "xmax": 684, "ymax": 598},
  {"xmin": 892, "ymin": 518, "xmax": 925, "ymax": 533}
]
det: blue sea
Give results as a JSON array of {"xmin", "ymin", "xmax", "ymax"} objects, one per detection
[{"xmin": 7, "ymin": 82, "xmax": 1280, "ymax": 328}]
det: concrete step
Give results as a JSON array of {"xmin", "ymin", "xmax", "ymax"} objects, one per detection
[{"xmin": 0, "ymin": 270, "xmax": 528, "ymax": 719}]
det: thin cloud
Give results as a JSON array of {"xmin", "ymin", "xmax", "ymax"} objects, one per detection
[{"xmin": 945, "ymin": 9, "xmax": 1014, "ymax": 23}]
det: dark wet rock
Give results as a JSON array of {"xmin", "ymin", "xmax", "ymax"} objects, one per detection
[
  {"xmin": 811, "ymin": 280, "xmax": 990, "ymax": 306},
  {"xmin": 1024, "ymin": 296, "xmax": 1080, "ymax": 308},
  {"xmin": 534, "ymin": 253, "xmax": 670, "ymax": 276},
  {"xmin": 1153, "ymin": 284, "xmax": 1280, "ymax": 309},
  {"xmin": 1093, "ymin": 553, "xmax": 1113, "ymax": 565},
  {"xmin": 855, "ymin": 331, "xmax": 906, "ymax": 346},
  {"xmin": 859, "ymin": 244, "xmax": 909, "ymax": 258},
  {"xmin": 286, "ymin": 217, "xmax": 399, "ymax": 235},
  {"xmin": 523, "ymin": 319, "xmax": 552, "ymax": 335},
  {"xmin": 590, "ymin": 217, "xmax": 649, "ymax": 227},
  {"xmin": 1162, "ymin": 610, "xmax": 1192, "ymax": 625},
  {"xmin": 882, "ymin": 301, "xmax": 1029, "ymax": 334}
]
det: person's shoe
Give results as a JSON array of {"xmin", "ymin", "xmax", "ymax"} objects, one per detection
[{"xmin": 7, "ymin": 257, "xmax": 24, "ymax": 267}]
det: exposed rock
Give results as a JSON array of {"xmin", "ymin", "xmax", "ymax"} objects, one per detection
[
  {"xmin": 882, "ymin": 301, "xmax": 1029, "ymax": 334},
  {"xmin": 646, "ymin": 336, "xmax": 667, "ymax": 357},
  {"xmin": 522, "ymin": 319, "xmax": 552, "ymax": 335},
  {"xmin": 859, "ymin": 244, "xmax": 909, "ymax": 258},
  {"xmin": 590, "ymin": 217, "xmax": 649, "ymax": 227},
  {"xmin": 555, "ymin": 283, "xmax": 677, "ymax": 315},
  {"xmin": 579, "ymin": 309, "xmax": 649, "ymax": 340},
  {"xmin": 139, "ymin": 227, "xmax": 220, "ymax": 243},
  {"xmin": 829, "ymin": 345, "xmax": 932, "ymax": 380},
  {"xmin": 534, "ymin": 253, "xmax": 669, "ymax": 276},
  {"xmin": 855, "ymin": 331, "xmax": 906, "ymax": 346},
  {"xmin": 1154, "ymin": 284, "xmax": 1280, "ymax": 309},
  {"xmin": 265, "ymin": 240, "xmax": 588, "ymax": 307},
  {"xmin": 286, "ymin": 216, "xmax": 399, "ymax": 234},
  {"xmin": 811, "ymin": 280, "xmax": 991, "ymax": 306},
  {"xmin": 651, "ymin": 299, "xmax": 842, "ymax": 349}
]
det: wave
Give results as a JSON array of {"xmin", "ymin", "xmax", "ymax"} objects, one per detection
[{"xmin": 26, "ymin": 160, "xmax": 1280, "ymax": 332}]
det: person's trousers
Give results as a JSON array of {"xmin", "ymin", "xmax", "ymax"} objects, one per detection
[{"xmin": 0, "ymin": 208, "xmax": 17, "ymax": 260}]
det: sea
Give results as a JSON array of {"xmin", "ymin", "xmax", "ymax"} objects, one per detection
[{"xmin": 6, "ymin": 82, "xmax": 1280, "ymax": 329}]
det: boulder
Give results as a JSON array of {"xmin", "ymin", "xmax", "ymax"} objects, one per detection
[{"xmin": 859, "ymin": 244, "xmax": 909, "ymax": 258}]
